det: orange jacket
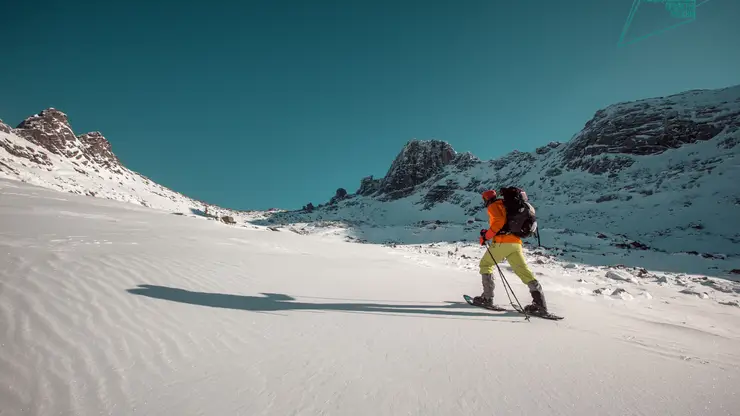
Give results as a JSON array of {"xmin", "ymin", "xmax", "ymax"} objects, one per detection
[{"xmin": 486, "ymin": 200, "xmax": 522, "ymax": 244}]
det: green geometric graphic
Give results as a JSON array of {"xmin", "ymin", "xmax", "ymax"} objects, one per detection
[{"xmin": 617, "ymin": 0, "xmax": 712, "ymax": 47}]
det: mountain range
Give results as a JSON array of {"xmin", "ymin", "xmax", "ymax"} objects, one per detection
[{"xmin": 2, "ymin": 85, "xmax": 739, "ymax": 277}]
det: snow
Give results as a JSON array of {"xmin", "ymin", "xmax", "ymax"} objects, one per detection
[
  {"xmin": 0, "ymin": 128, "xmax": 263, "ymax": 224},
  {"xmin": 2, "ymin": 178, "xmax": 740, "ymax": 415},
  {"xmin": 256, "ymin": 86, "xmax": 740, "ymax": 278},
  {"xmin": 606, "ymin": 270, "xmax": 639, "ymax": 283}
]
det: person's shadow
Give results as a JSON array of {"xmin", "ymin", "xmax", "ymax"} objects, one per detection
[{"xmin": 126, "ymin": 284, "xmax": 524, "ymax": 321}]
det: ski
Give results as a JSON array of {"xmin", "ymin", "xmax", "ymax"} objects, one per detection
[
  {"xmin": 512, "ymin": 305, "xmax": 564, "ymax": 320},
  {"xmin": 462, "ymin": 294, "xmax": 507, "ymax": 312},
  {"xmin": 463, "ymin": 295, "xmax": 564, "ymax": 320}
]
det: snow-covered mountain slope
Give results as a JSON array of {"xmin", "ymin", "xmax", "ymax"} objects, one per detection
[
  {"xmin": 0, "ymin": 109, "xmax": 259, "ymax": 223},
  {"xmin": 1, "ymin": 178, "xmax": 739, "ymax": 415},
  {"xmin": 258, "ymin": 85, "xmax": 740, "ymax": 277},
  {"xmin": 2, "ymin": 86, "xmax": 739, "ymax": 277}
]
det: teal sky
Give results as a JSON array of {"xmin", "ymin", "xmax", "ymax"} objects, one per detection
[{"xmin": 1, "ymin": 0, "xmax": 738, "ymax": 210}]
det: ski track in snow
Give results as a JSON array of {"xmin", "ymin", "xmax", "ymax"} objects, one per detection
[{"xmin": 1, "ymin": 179, "xmax": 740, "ymax": 415}]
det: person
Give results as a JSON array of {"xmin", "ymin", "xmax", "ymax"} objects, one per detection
[{"xmin": 472, "ymin": 189, "xmax": 548, "ymax": 314}]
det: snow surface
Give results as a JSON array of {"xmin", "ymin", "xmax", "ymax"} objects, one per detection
[{"xmin": 2, "ymin": 178, "xmax": 740, "ymax": 415}]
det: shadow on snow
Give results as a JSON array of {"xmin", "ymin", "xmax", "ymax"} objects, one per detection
[{"xmin": 126, "ymin": 284, "xmax": 525, "ymax": 321}]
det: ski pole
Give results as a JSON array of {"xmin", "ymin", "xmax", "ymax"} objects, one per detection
[{"xmin": 485, "ymin": 242, "xmax": 530, "ymax": 321}]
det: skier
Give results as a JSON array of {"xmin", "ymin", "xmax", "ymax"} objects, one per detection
[{"xmin": 472, "ymin": 189, "xmax": 548, "ymax": 314}]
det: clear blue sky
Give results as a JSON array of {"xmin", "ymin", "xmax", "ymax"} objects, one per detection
[{"xmin": 1, "ymin": 0, "xmax": 738, "ymax": 210}]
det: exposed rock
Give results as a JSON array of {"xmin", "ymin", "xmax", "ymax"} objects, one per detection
[
  {"xmin": 14, "ymin": 108, "xmax": 79, "ymax": 157},
  {"xmin": 679, "ymin": 288, "xmax": 710, "ymax": 299},
  {"xmin": 1, "ymin": 137, "xmax": 53, "ymax": 166},
  {"xmin": 606, "ymin": 270, "xmax": 638, "ymax": 283},
  {"xmin": 420, "ymin": 180, "xmax": 458, "ymax": 210},
  {"xmin": 357, "ymin": 175, "xmax": 382, "ymax": 196},
  {"xmin": 489, "ymin": 150, "xmax": 536, "ymax": 170},
  {"xmin": 11, "ymin": 109, "xmax": 122, "ymax": 174},
  {"xmin": 718, "ymin": 135, "xmax": 739, "ymax": 149},
  {"xmin": 614, "ymin": 241, "xmax": 650, "ymax": 251},
  {"xmin": 452, "ymin": 152, "xmax": 480, "ymax": 169},
  {"xmin": 0, "ymin": 119, "xmax": 11, "ymax": 134},
  {"xmin": 596, "ymin": 194, "xmax": 619, "ymax": 203},
  {"xmin": 221, "ymin": 216, "xmax": 236, "ymax": 224},
  {"xmin": 719, "ymin": 300, "xmax": 740, "ymax": 307},
  {"xmin": 563, "ymin": 92, "xmax": 732, "ymax": 163},
  {"xmin": 78, "ymin": 132, "xmax": 121, "ymax": 170},
  {"xmin": 544, "ymin": 167, "xmax": 562, "ymax": 177},
  {"xmin": 535, "ymin": 141, "xmax": 562, "ymax": 155},
  {"xmin": 567, "ymin": 155, "xmax": 635, "ymax": 174},
  {"xmin": 378, "ymin": 140, "xmax": 456, "ymax": 199}
]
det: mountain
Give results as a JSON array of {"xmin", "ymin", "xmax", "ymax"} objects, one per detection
[
  {"xmin": 258, "ymin": 85, "xmax": 740, "ymax": 276},
  {"xmin": 2, "ymin": 86, "xmax": 739, "ymax": 276},
  {"xmin": 0, "ymin": 108, "xmax": 246, "ymax": 221}
]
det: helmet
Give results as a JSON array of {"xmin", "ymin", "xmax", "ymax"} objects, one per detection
[{"xmin": 481, "ymin": 190, "xmax": 497, "ymax": 201}]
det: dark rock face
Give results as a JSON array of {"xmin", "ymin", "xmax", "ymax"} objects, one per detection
[
  {"xmin": 563, "ymin": 91, "xmax": 738, "ymax": 168},
  {"xmin": 535, "ymin": 141, "xmax": 562, "ymax": 155},
  {"xmin": 357, "ymin": 175, "xmax": 382, "ymax": 196},
  {"xmin": 78, "ymin": 132, "xmax": 121, "ymax": 170},
  {"xmin": 12, "ymin": 108, "xmax": 122, "ymax": 172},
  {"xmin": 15, "ymin": 108, "xmax": 80, "ymax": 157},
  {"xmin": 377, "ymin": 140, "xmax": 456, "ymax": 199}
]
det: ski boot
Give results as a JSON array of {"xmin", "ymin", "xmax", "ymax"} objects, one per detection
[
  {"xmin": 524, "ymin": 280, "xmax": 548, "ymax": 315},
  {"xmin": 471, "ymin": 295, "xmax": 493, "ymax": 308}
]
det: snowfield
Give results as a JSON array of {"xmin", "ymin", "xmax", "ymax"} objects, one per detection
[{"xmin": 2, "ymin": 178, "xmax": 739, "ymax": 415}]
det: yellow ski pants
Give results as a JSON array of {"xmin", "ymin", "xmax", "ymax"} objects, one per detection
[{"xmin": 479, "ymin": 243, "xmax": 536, "ymax": 285}]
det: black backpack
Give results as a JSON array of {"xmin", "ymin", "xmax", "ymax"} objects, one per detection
[{"xmin": 497, "ymin": 187, "xmax": 538, "ymax": 239}]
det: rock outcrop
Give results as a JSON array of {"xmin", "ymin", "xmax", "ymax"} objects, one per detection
[
  {"xmin": 77, "ymin": 131, "xmax": 121, "ymax": 171},
  {"xmin": 357, "ymin": 175, "xmax": 382, "ymax": 196},
  {"xmin": 377, "ymin": 140, "xmax": 456, "ymax": 199},
  {"xmin": 13, "ymin": 109, "xmax": 123, "ymax": 173},
  {"xmin": 15, "ymin": 108, "xmax": 80, "ymax": 157},
  {"xmin": 0, "ymin": 120, "xmax": 11, "ymax": 134},
  {"xmin": 563, "ymin": 86, "xmax": 740, "ymax": 170}
]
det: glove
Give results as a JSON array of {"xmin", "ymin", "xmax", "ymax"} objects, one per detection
[{"xmin": 479, "ymin": 229, "xmax": 494, "ymax": 245}]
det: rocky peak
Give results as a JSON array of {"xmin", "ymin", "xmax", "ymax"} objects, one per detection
[
  {"xmin": 14, "ymin": 108, "xmax": 80, "ymax": 157},
  {"xmin": 0, "ymin": 119, "xmax": 11, "ymax": 134},
  {"xmin": 563, "ymin": 86, "xmax": 740, "ymax": 170},
  {"xmin": 7, "ymin": 108, "xmax": 125, "ymax": 173},
  {"xmin": 78, "ymin": 131, "xmax": 120, "ymax": 169},
  {"xmin": 378, "ymin": 139, "xmax": 456, "ymax": 199}
]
